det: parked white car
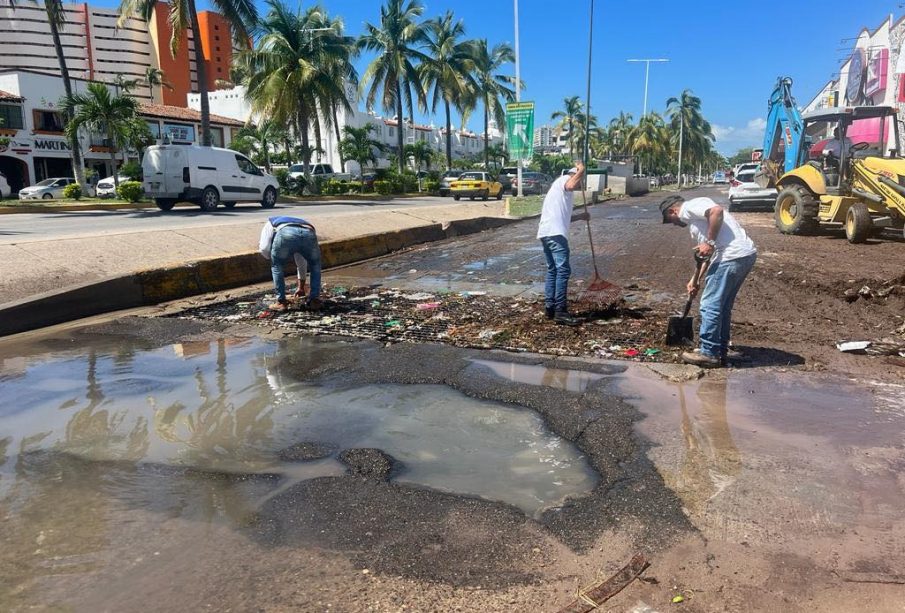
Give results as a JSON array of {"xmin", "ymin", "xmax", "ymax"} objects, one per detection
[
  {"xmin": 96, "ymin": 175, "xmax": 132, "ymax": 198},
  {"xmin": 0, "ymin": 171, "xmax": 10, "ymax": 198},
  {"xmin": 733, "ymin": 162, "xmax": 760, "ymax": 177},
  {"xmin": 728, "ymin": 169, "xmax": 777, "ymax": 210},
  {"xmin": 142, "ymin": 144, "xmax": 279, "ymax": 212},
  {"xmin": 18, "ymin": 177, "xmax": 76, "ymax": 200}
]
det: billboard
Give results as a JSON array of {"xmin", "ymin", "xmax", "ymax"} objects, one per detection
[{"xmin": 505, "ymin": 101, "xmax": 535, "ymax": 160}]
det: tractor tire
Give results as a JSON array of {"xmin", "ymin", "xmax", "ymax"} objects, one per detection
[
  {"xmin": 155, "ymin": 198, "xmax": 176, "ymax": 211},
  {"xmin": 774, "ymin": 185, "xmax": 819, "ymax": 235},
  {"xmin": 727, "ymin": 198, "xmax": 736, "ymax": 212},
  {"xmin": 845, "ymin": 202, "xmax": 872, "ymax": 244},
  {"xmin": 199, "ymin": 186, "xmax": 220, "ymax": 212},
  {"xmin": 496, "ymin": 188, "xmax": 503, "ymax": 200},
  {"xmin": 481, "ymin": 189, "xmax": 489, "ymax": 201},
  {"xmin": 453, "ymin": 195, "xmax": 460, "ymax": 201}
]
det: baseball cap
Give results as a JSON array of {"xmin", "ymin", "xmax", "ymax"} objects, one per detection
[
  {"xmin": 566, "ymin": 167, "xmax": 578, "ymax": 175},
  {"xmin": 659, "ymin": 195, "xmax": 684, "ymax": 223}
]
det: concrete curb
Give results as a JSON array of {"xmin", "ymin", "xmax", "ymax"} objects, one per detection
[{"xmin": 0, "ymin": 216, "xmax": 518, "ymax": 337}]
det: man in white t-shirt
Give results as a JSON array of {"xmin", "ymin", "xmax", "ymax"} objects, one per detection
[
  {"xmin": 537, "ymin": 161, "xmax": 588, "ymax": 326},
  {"xmin": 660, "ymin": 195, "xmax": 757, "ymax": 367}
]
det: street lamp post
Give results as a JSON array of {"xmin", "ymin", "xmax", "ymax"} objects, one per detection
[
  {"xmin": 514, "ymin": 0, "xmax": 523, "ymax": 198},
  {"xmin": 626, "ymin": 58, "xmax": 669, "ymax": 118}
]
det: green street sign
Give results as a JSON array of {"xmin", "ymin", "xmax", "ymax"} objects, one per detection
[{"xmin": 506, "ymin": 101, "xmax": 535, "ymax": 160}]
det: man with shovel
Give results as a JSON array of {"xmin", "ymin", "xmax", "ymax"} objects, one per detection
[
  {"xmin": 537, "ymin": 160, "xmax": 588, "ymax": 326},
  {"xmin": 258, "ymin": 216, "xmax": 322, "ymax": 312},
  {"xmin": 660, "ymin": 195, "xmax": 757, "ymax": 367}
]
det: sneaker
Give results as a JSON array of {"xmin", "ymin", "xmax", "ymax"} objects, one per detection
[
  {"xmin": 682, "ymin": 351, "xmax": 722, "ymax": 368},
  {"xmin": 554, "ymin": 311, "xmax": 581, "ymax": 326},
  {"xmin": 544, "ymin": 307, "xmax": 555, "ymax": 319},
  {"xmin": 268, "ymin": 301, "xmax": 289, "ymax": 312}
]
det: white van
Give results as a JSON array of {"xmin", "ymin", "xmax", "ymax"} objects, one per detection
[{"xmin": 142, "ymin": 144, "xmax": 279, "ymax": 212}]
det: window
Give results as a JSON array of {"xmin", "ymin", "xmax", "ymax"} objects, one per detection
[
  {"xmin": 235, "ymin": 155, "xmax": 260, "ymax": 175},
  {"xmin": 0, "ymin": 103, "xmax": 24, "ymax": 130},
  {"xmin": 146, "ymin": 121, "xmax": 161, "ymax": 139},
  {"xmin": 209, "ymin": 127, "xmax": 223, "ymax": 147},
  {"xmin": 33, "ymin": 109, "xmax": 64, "ymax": 133},
  {"xmin": 162, "ymin": 122, "xmax": 195, "ymax": 143},
  {"xmin": 215, "ymin": 35, "xmax": 220, "ymax": 41},
  {"xmin": 388, "ymin": 127, "xmax": 395, "ymax": 137}
]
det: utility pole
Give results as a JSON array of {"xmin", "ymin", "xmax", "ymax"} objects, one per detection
[
  {"xmin": 627, "ymin": 59, "xmax": 669, "ymax": 118},
  {"xmin": 514, "ymin": 0, "xmax": 523, "ymax": 198}
]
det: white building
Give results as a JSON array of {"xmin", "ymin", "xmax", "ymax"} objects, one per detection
[
  {"xmin": 0, "ymin": 69, "xmax": 242, "ymax": 190},
  {"xmin": 193, "ymin": 84, "xmax": 505, "ymax": 172},
  {"xmin": 533, "ymin": 124, "xmax": 555, "ymax": 150}
]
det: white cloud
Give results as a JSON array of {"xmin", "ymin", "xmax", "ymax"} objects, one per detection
[{"xmin": 712, "ymin": 117, "xmax": 767, "ymax": 155}]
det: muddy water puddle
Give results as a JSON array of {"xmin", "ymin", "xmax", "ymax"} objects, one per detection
[{"xmin": 470, "ymin": 358, "xmax": 611, "ymax": 393}]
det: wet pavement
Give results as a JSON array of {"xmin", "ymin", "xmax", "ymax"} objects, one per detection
[{"xmin": 1, "ymin": 315, "xmax": 904, "ymax": 611}]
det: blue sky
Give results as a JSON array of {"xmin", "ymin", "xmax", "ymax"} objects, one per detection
[{"xmin": 95, "ymin": 0, "xmax": 902, "ymax": 155}]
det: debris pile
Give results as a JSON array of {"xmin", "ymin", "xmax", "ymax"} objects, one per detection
[{"xmin": 177, "ymin": 283, "xmax": 683, "ymax": 362}]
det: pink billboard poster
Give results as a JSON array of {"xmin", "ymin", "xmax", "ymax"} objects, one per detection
[{"xmin": 865, "ymin": 48, "xmax": 888, "ymax": 97}]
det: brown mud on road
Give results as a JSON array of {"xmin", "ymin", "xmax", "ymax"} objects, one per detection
[{"xmin": 173, "ymin": 187, "xmax": 903, "ymax": 382}]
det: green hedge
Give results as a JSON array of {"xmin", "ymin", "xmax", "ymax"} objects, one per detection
[
  {"xmin": 117, "ymin": 181, "xmax": 143, "ymax": 203},
  {"xmin": 62, "ymin": 183, "xmax": 82, "ymax": 200},
  {"xmin": 374, "ymin": 180, "xmax": 393, "ymax": 195}
]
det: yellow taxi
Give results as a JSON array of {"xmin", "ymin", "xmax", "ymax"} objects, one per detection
[{"xmin": 449, "ymin": 171, "xmax": 504, "ymax": 201}]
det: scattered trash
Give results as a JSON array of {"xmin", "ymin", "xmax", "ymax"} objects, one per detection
[
  {"xmin": 644, "ymin": 348, "xmax": 660, "ymax": 356},
  {"xmin": 384, "ymin": 320, "xmax": 401, "ymax": 327},
  {"xmin": 594, "ymin": 318, "xmax": 623, "ymax": 326},
  {"xmin": 459, "ymin": 290, "xmax": 487, "ymax": 297},
  {"xmin": 836, "ymin": 341, "xmax": 871, "ymax": 353},
  {"xmin": 478, "ymin": 329, "xmax": 500, "ymax": 340},
  {"xmin": 672, "ymin": 595, "xmax": 685, "ymax": 603},
  {"xmin": 349, "ymin": 293, "xmax": 380, "ymax": 302},
  {"xmin": 624, "ymin": 348, "xmax": 640, "ymax": 357},
  {"xmin": 556, "ymin": 553, "xmax": 649, "ymax": 613},
  {"xmin": 402, "ymin": 292, "xmax": 435, "ymax": 301},
  {"xmin": 331, "ymin": 286, "xmax": 347, "ymax": 295},
  {"xmin": 416, "ymin": 302, "xmax": 441, "ymax": 310}
]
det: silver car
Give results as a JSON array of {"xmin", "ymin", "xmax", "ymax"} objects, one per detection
[
  {"xmin": 439, "ymin": 170, "xmax": 461, "ymax": 196},
  {"xmin": 18, "ymin": 177, "xmax": 76, "ymax": 200}
]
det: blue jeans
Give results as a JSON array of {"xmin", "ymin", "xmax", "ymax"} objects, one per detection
[
  {"xmin": 271, "ymin": 226, "xmax": 321, "ymax": 302},
  {"xmin": 698, "ymin": 253, "xmax": 756, "ymax": 359},
  {"xmin": 540, "ymin": 235, "xmax": 571, "ymax": 312}
]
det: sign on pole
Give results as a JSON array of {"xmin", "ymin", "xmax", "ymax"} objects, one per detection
[{"xmin": 506, "ymin": 101, "xmax": 535, "ymax": 160}]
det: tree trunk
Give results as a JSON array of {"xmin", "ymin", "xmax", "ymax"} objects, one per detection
[
  {"xmin": 187, "ymin": 0, "xmax": 210, "ymax": 146},
  {"xmin": 331, "ymin": 102, "xmax": 344, "ymax": 171},
  {"xmin": 483, "ymin": 100, "xmax": 489, "ymax": 169},
  {"xmin": 395, "ymin": 79, "xmax": 405, "ymax": 174},
  {"xmin": 568, "ymin": 114, "xmax": 573, "ymax": 158},
  {"xmin": 46, "ymin": 3, "xmax": 85, "ymax": 186},
  {"xmin": 109, "ymin": 128, "xmax": 119, "ymax": 188},
  {"xmin": 300, "ymin": 115, "xmax": 311, "ymax": 176},
  {"xmin": 264, "ymin": 140, "xmax": 271, "ymax": 172},
  {"xmin": 284, "ymin": 138, "xmax": 292, "ymax": 165},
  {"xmin": 313, "ymin": 113, "xmax": 323, "ymax": 162},
  {"xmin": 444, "ymin": 99, "xmax": 452, "ymax": 170}
]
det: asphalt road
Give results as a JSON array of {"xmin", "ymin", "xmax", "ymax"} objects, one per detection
[{"xmin": 0, "ymin": 195, "xmax": 453, "ymax": 245}]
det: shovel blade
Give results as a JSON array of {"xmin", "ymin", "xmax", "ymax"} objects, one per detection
[{"xmin": 666, "ymin": 316, "xmax": 694, "ymax": 346}]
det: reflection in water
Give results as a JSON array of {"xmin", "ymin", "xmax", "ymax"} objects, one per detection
[
  {"xmin": 0, "ymin": 335, "xmax": 597, "ymax": 609},
  {"xmin": 470, "ymin": 359, "xmax": 609, "ymax": 393},
  {"xmin": 670, "ymin": 379, "xmax": 741, "ymax": 513}
]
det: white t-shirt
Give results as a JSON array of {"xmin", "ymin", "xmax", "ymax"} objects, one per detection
[
  {"xmin": 536, "ymin": 175, "xmax": 574, "ymax": 239},
  {"xmin": 679, "ymin": 197, "xmax": 756, "ymax": 264}
]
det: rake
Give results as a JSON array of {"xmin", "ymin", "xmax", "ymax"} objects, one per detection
[
  {"xmin": 577, "ymin": 189, "xmax": 622, "ymax": 308},
  {"xmin": 575, "ymin": 0, "xmax": 621, "ymax": 310}
]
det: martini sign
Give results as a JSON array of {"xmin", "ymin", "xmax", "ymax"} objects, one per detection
[{"xmin": 505, "ymin": 101, "xmax": 535, "ymax": 160}]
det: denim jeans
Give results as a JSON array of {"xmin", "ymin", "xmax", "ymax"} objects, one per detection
[
  {"xmin": 698, "ymin": 253, "xmax": 756, "ymax": 359},
  {"xmin": 271, "ymin": 226, "xmax": 321, "ymax": 302},
  {"xmin": 540, "ymin": 235, "xmax": 571, "ymax": 312}
]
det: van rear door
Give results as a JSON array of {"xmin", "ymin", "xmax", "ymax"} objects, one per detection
[
  {"xmin": 164, "ymin": 147, "xmax": 188, "ymax": 195},
  {"xmin": 143, "ymin": 147, "xmax": 165, "ymax": 194}
]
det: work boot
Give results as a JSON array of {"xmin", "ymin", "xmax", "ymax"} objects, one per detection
[
  {"xmin": 682, "ymin": 351, "xmax": 721, "ymax": 368},
  {"xmin": 306, "ymin": 297, "xmax": 324, "ymax": 311},
  {"xmin": 544, "ymin": 306, "xmax": 555, "ymax": 319},
  {"xmin": 554, "ymin": 311, "xmax": 581, "ymax": 326}
]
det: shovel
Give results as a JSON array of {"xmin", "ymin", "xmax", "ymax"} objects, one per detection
[{"xmin": 666, "ymin": 252, "xmax": 711, "ymax": 346}]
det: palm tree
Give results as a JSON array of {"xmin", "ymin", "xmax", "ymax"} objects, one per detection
[
  {"xmin": 666, "ymin": 89, "xmax": 714, "ymax": 183},
  {"xmin": 359, "ymin": 0, "xmax": 429, "ymax": 174},
  {"xmin": 630, "ymin": 112, "xmax": 670, "ymax": 175},
  {"xmin": 420, "ymin": 11, "xmax": 477, "ymax": 170},
  {"xmin": 571, "ymin": 111, "xmax": 599, "ymax": 162},
  {"xmin": 233, "ymin": 120, "xmax": 287, "ymax": 172},
  {"xmin": 237, "ymin": 0, "xmax": 354, "ymax": 176},
  {"xmin": 607, "ymin": 111, "xmax": 634, "ymax": 157},
  {"xmin": 404, "ymin": 139, "xmax": 435, "ymax": 171},
  {"xmin": 470, "ymin": 39, "xmax": 516, "ymax": 168},
  {"xmin": 551, "ymin": 96, "xmax": 582, "ymax": 156},
  {"xmin": 118, "ymin": 0, "xmax": 257, "ymax": 146},
  {"xmin": 339, "ymin": 124, "xmax": 387, "ymax": 173},
  {"xmin": 314, "ymin": 11, "xmax": 358, "ymax": 174},
  {"xmin": 3, "ymin": 0, "xmax": 86, "ymax": 186},
  {"xmin": 62, "ymin": 82, "xmax": 139, "ymax": 189}
]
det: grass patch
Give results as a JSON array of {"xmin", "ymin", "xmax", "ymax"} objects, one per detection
[{"xmin": 507, "ymin": 195, "xmax": 544, "ymax": 217}]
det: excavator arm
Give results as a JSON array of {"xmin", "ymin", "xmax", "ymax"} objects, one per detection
[{"xmin": 756, "ymin": 77, "xmax": 804, "ymax": 188}]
